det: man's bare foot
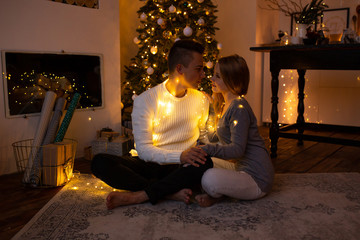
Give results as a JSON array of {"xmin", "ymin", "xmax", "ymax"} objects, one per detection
[
  {"xmin": 195, "ymin": 193, "xmax": 223, "ymax": 207},
  {"xmin": 166, "ymin": 189, "xmax": 193, "ymax": 204},
  {"xmin": 106, "ymin": 191, "xmax": 149, "ymax": 210}
]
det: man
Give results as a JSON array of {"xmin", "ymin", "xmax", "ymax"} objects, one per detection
[{"xmin": 91, "ymin": 39, "xmax": 212, "ymax": 209}]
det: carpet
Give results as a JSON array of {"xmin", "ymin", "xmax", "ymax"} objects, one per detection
[{"xmin": 12, "ymin": 172, "xmax": 360, "ymax": 240}]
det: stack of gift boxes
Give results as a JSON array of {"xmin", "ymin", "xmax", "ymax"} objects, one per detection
[
  {"xmin": 42, "ymin": 140, "xmax": 76, "ymax": 186},
  {"xmin": 87, "ymin": 127, "xmax": 133, "ymax": 160}
]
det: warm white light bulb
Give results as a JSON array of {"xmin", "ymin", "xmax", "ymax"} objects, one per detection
[{"xmin": 150, "ymin": 46, "xmax": 158, "ymax": 54}]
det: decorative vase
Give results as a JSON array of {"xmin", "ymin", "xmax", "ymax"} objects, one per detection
[{"xmin": 295, "ymin": 23, "xmax": 308, "ymax": 39}]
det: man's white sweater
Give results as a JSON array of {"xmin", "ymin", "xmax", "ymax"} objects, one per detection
[{"xmin": 132, "ymin": 80, "xmax": 209, "ymax": 164}]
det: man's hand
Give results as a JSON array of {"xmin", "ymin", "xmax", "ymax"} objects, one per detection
[{"xmin": 180, "ymin": 146, "xmax": 208, "ymax": 167}]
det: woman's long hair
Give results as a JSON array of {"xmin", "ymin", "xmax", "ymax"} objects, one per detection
[{"xmin": 213, "ymin": 54, "xmax": 250, "ymax": 123}]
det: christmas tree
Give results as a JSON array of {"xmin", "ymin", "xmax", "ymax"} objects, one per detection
[{"xmin": 122, "ymin": 0, "xmax": 221, "ymax": 123}]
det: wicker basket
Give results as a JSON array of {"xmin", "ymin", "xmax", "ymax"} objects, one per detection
[{"xmin": 12, "ymin": 139, "xmax": 77, "ymax": 188}]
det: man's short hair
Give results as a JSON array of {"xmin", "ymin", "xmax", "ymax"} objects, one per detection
[{"xmin": 168, "ymin": 39, "xmax": 205, "ymax": 74}]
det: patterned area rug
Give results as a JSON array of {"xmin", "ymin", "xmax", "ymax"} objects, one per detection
[{"xmin": 12, "ymin": 173, "xmax": 360, "ymax": 240}]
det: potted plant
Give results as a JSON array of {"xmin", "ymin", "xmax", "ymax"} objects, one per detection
[
  {"xmin": 262, "ymin": 0, "xmax": 329, "ymax": 38},
  {"xmin": 294, "ymin": 0, "xmax": 328, "ymax": 24}
]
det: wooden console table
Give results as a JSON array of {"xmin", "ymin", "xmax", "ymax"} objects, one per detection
[{"xmin": 250, "ymin": 43, "xmax": 360, "ymax": 157}]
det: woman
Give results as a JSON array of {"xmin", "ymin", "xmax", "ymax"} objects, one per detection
[{"xmin": 195, "ymin": 54, "xmax": 274, "ymax": 207}]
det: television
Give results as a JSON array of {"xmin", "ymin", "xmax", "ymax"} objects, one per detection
[{"xmin": 2, "ymin": 51, "xmax": 104, "ymax": 118}]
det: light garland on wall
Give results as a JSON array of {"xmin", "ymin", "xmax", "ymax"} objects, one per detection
[
  {"xmin": 5, "ymin": 70, "xmax": 99, "ymax": 116},
  {"xmin": 272, "ymin": 70, "xmax": 315, "ymax": 124}
]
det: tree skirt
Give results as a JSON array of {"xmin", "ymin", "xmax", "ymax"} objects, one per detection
[{"xmin": 12, "ymin": 173, "xmax": 360, "ymax": 240}]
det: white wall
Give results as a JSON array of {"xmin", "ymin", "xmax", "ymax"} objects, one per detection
[
  {"xmin": 119, "ymin": 0, "xmax": 143, "ymax": 89},
  {"xmin": 216, "ymin": 0, "xmax": 261, "ymax": 120},
  {"xmin": 259, "ymin": 0, "xmax": 360, "ymax": 126},
  {"xmin": 0, "ymin": 0, "xmax": 121, "ymax": 175}
]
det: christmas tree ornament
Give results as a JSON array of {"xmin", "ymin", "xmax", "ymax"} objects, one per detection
[
  {"xmin": 197, "ymin": 18, "xmax": 205, "ymax": 26},
  {"xmin": 123, "ymin": 0, "xmax": 220, "ymax": 122},
  {"xmin": 140, "ymin": 12, "xmax": 147, "ymax": 21},
  {"xmin": 183, "ymin": 26, "xmax": 193, "ymax": 36},
  {"xmin": 157, "ymin": 17, "xmax": 164, "ymax": 26},
  {"xmin": 147, "ymin": 67, "xmax": 154, "ymax": 75},
  {"xmin": 217, "ymin": 42, "xmax": 223, "ymax": 50},
  {"xmin": 130, "ymin": 61, "xmax": 137, "ymax": 68},
  {"xmin": 169, "ymin": 5, "xmax": 176, "ymax": 13},
  {"xmin": 206, "ymin": 61, "xmax": 213, "ymax": 68},
  {"xmin": 133, "ymin": 36, "xmax": 141, "ymax": 44},
  {"xmin": 150, "ymin": 46, "xmax": 158, "ymax": 55},
  {"xmin": 142, "ymin": 60, "xmax": 149, "ymax": 68}
]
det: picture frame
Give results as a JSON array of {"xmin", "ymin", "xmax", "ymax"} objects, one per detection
[
  {"xmin": 2, "ymin": 51, "xmax": 104, "ymax": 118},
  {"xmin": 321, "ymin": 8, "xmax": 349, "ymax": 33},
  {"xmin": 289, "ymin": 8, "xmax": 350, "ymax": 37},
  {"xmin": 49, "ymin": 0, "xmax": 99, "ymax": 9}
]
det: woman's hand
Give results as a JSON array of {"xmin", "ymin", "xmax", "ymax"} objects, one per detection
[{"xmin": 180, "ymin": 146, "xmax": 208, "ymax": 167}]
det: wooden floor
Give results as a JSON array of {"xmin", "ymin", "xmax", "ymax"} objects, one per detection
[{"xmin": 1, "ymin": 125, "xmax": 359, "ymax": 240}]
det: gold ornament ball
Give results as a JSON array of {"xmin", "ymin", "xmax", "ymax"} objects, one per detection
[{"xmin": 150, "ymin": 46, "xmax": 158, "ymax": 55}]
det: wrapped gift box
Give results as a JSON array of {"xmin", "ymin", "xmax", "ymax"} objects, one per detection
[
  {"xmin": 42, "ymin": 140, "xmax": 76, "ymax": 186},
  {"xmin": 96, "ymin": 130, "xmax": 120, "ymax": 140},
  {"xmin": 91, "ymin": 136, "xmax": 133, "ymax": 157}
]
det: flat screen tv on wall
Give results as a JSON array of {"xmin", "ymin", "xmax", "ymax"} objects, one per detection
[{"xmin": 2, "ymin": 51, "xmax": 103, "ymax": 118}]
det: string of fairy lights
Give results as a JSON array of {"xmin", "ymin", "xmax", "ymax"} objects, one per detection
[
  {"xmin": 69, "ymin": 172, "xmax": 125, "ymax": 192},
  {"xmin": 4, "ymin": 70, "xmax": 97, "ymax": 115},
  {"xmin": 265, "ymin": 69, "xmax": 325, "ymax": 125},
  {"xmin": 122, "ymin": 0, "xmax": 221, "ymax": 119}
]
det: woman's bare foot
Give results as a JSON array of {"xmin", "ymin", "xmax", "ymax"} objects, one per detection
[
  {"xmin": 166, "ymin": 188, "xmax": 193, "ymax": 204},
  {"xmin": 106, "ymin": 191, "xmax": 148, "ymax": 210},
  {"xmin": 195, "ymin": 193, "xmax": 223, "ymax": 207}
]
